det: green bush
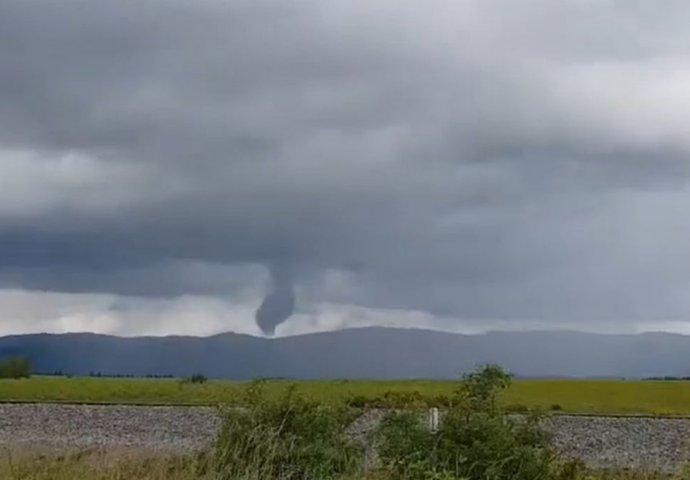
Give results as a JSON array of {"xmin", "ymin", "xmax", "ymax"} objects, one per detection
[
  {"xmin": 376, "ymin": 364, "xmax": 580, "ymax": 480},
  {"xmin": 0, "ymin": 356, "xmax": 31, "ymax": 379},
  {"xmin": 213, "ymin": 382, "xmax": 362, "ymax": 479},
  {"xmin": 178, "ymin": 374, "xmax": 209, "ymax": 386},
  {"xmin": 377, "ymin": 411, "xmax": 437, "ymax": 477},
  {"xmin": 190, "ymin": 374, "xmax": 208, "ymax": 384}
]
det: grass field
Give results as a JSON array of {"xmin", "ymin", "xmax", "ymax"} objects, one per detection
[
  {"xmin": 0, "ymin": 453, "xmax": 676, "ymax": 480},
  {"xmin": 0, "ymin": 452, "xmax": 674, "ymax": 480},
  {"xmin": 2, "ymin": 376, "xmax": 690, "ymax": 415}
]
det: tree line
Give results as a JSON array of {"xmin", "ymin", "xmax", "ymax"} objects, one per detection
[{"xmin": 0, "ymin": 356, "xmax": 31, "ymax": 379}]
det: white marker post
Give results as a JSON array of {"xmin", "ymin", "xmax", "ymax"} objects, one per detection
[{"xmin": 427, "ymin": 407, "xmax": 439, "ymax": 433}]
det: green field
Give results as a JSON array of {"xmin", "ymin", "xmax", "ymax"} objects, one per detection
[{"xmin": 1, "ymin": 376, "xmax": 690, "ymax": 415}]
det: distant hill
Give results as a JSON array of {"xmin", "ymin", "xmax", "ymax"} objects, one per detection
[{"xmin": 1, "ymin": 327, "xmax": 689, "ymax": 379}]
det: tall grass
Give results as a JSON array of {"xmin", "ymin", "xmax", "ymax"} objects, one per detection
[
  {"xmin": 213, "ymin": 382, "xmax": 362, "ymax": 479},
  {"xmin": 0, "ymin": 450, "xmax": 374, "ymax": 480},
  {"xmin": 1, "ymin": 452, "xmax": 682, "ymax": 480},
  {"xmin": 0, "ymin": 450, "xmax": 204, "ymax": 480}
]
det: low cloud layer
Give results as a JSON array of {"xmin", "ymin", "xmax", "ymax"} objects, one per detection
[{"xmin": 2, "ymin": 0, "xmax": 690, "ymax": 336}]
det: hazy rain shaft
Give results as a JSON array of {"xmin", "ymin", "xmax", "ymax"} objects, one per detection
[{"xmin": 255, "ymin": 266, "xmax": 296, "ymax": 336}]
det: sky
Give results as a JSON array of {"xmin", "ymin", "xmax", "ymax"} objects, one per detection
[{"xmin": 2, "ymin": 0, "xmax": 690, "ymax": 337}]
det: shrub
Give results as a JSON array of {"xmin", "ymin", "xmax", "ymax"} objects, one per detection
[
  {"xmin": 0, "ymin": 356, "xmax": 31, "ymax": 379},
  {"xmin": 190, "ymin": 374, "xmax": 208, "ymax": 384},
  {"xmin": 376, "ymin": 411, "xmax": 437, "ymax": 476},
  {"xmin": 179, "ymin": 374, "xmax": 208, "ymax": 385},
  {"xmin": 550, "ymin": 403, "xmax": 564, "ymax": 411},
  {"xmin": 213, "ymin": 383, "xmax": 362, "ymax": 479},
  {"xmin": 376, "ymin": 364, "xmax": 580, "ymax": 480}
]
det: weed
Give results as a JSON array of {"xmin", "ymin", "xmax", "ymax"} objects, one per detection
[{"xmin": 214, "ymin": 383, "xmax": 363, "ymax": 479}]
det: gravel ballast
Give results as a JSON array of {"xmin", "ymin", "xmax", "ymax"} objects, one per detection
[
  {"xmin": 545, "ymin": 415, "xmax": 690, "ymax": 472},
  {"xmin": 0, "ymin": 404, "xmax": 219, "ymax": 452},
  {"xmin": 2, "ymin": 404, "xmax": 690, "ymax": 471}
]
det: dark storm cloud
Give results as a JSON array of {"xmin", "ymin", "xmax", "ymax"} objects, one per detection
[{"xmin": 3, "ymin": 0, "xmax": 690, "ymax": 330}]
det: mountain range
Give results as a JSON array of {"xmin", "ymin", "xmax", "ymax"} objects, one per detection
[{"xmin": 1, "ymin": 327, "xmax": 688, "ymax": 379}]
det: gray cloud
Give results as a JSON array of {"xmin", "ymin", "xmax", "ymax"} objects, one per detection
[{"xmin": 2, "ymin": 0, "xmax": 690, "ymax": 334}]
